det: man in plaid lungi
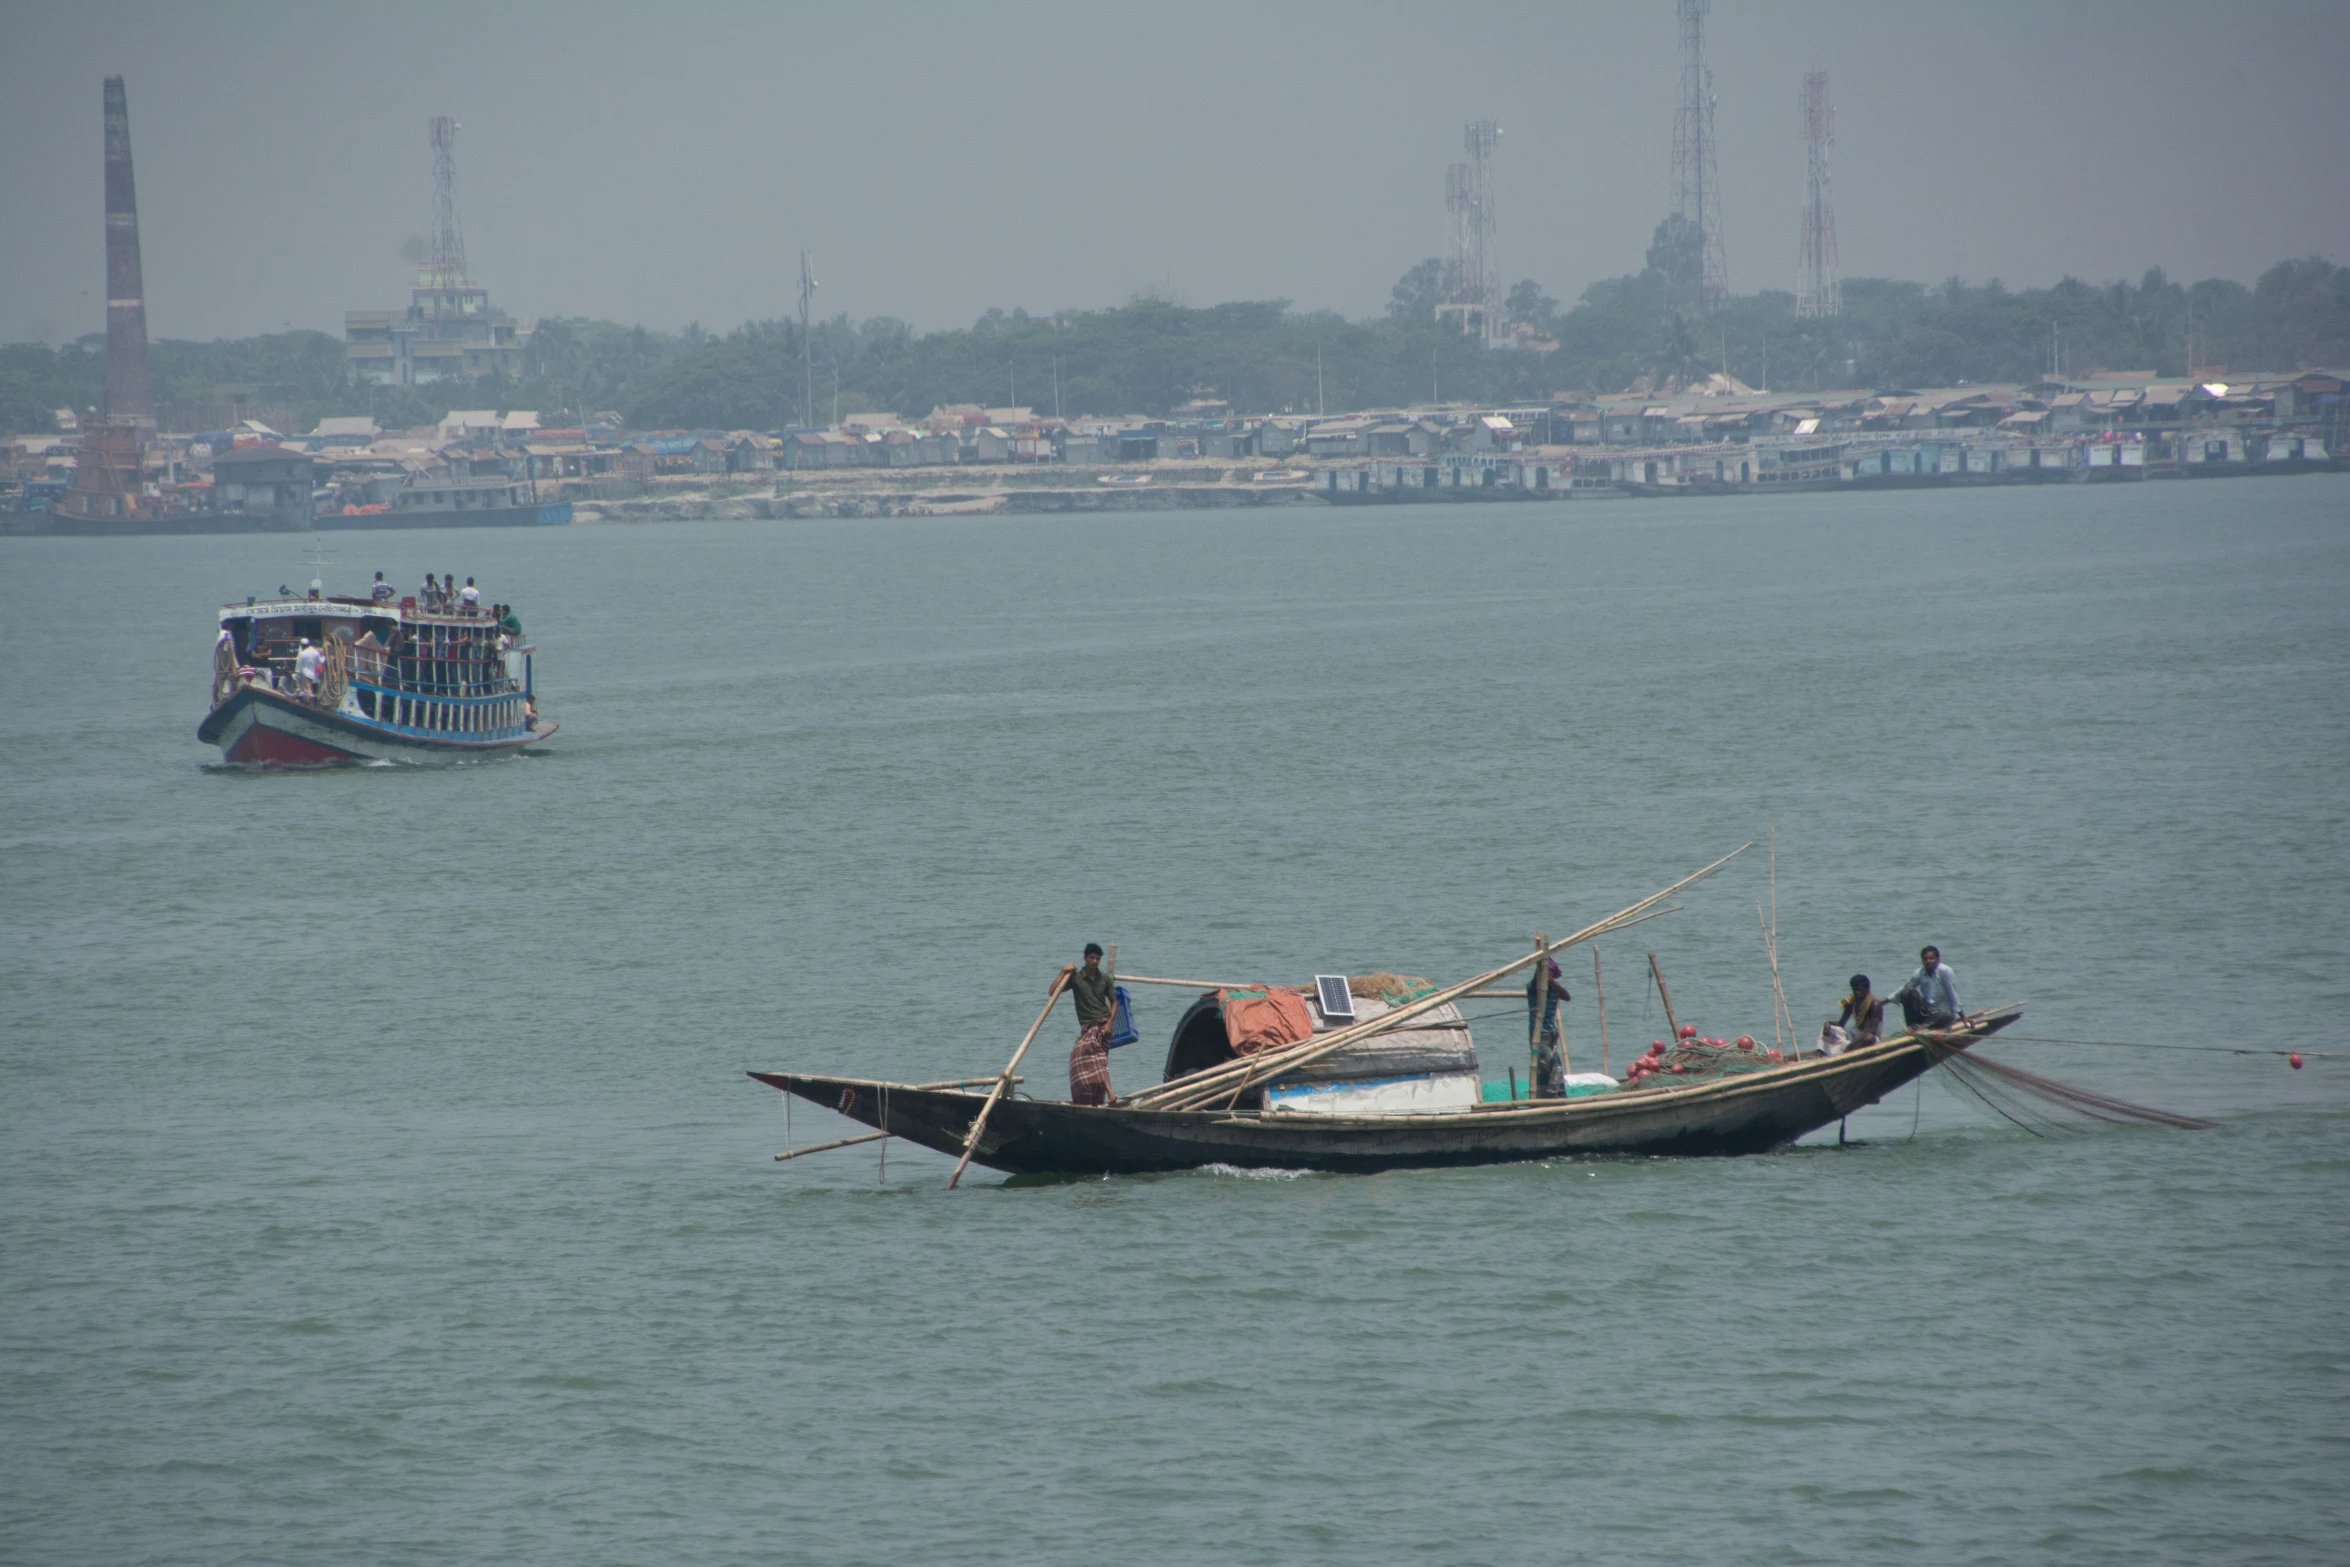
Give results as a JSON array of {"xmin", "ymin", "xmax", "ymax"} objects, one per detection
[{"xmin": 1059, "ymin": 943, "xmax": 1116, "ymax": 1105}]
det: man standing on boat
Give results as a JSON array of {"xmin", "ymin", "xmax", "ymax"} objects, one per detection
[
  {"xmin": 292, "ymin": 638, "xmax": 323, "ymax": 699},
  {"xmin": 1058, "ymin": 943, "xmax": 1116, "ymax": 1106},
  {"xmin": 1894, "ymin": 946, "xmax": 1962, "ymax": 1031},
  {"xmin": 1527, "ymin": 957, "xmax": 1570, "ymax": 1097}
]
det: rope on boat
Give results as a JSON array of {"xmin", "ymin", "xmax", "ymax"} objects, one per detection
[
  {"xmin": 1994, "ymin": 1034, "xmax": 2333, "ymax": 1060},
  {"xmin": 317, "ymin": 634, "xmax": 351, "ymax": 709}
]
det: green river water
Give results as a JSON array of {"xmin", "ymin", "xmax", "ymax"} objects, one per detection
[{"xmin": 4, "ymin": 478, "xmax": 2345, "ymax": 1564}]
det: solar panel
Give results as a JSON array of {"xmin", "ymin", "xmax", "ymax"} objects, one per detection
[{"xmin": 1314, "ymin": 975, "xmax": 1355, "ymax": 1022}]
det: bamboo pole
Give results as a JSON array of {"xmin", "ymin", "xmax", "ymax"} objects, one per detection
[
  {"xmin": 772, "ymin": 1077, "xmax": 1019, "ymax": 1162},
  {"xmin": 1594, "ymin": 948, "xmax": 1608, "ymax": 1077},
  {"xmin": 1766, "ymin": 825, "xmax": 1792, "ymax": 1050},
  {"xmin": 1116, "ymin": 974, "xmax": 1257, "ymax": 991},
  {"xmin": 945, "ymin": 974, "xmax": 1068, "ymax": 1189},
  {"xmin": 1132, "ymin": 847, "xmax": 1748, "ymax": 1112},
  {"xmin": 775, "ymin": 1130, "xmax": 890, "ymax": 1162},
  {"xmin": 1648, "ymin": 952, "xmax": 1683, "ymax": 1044}
]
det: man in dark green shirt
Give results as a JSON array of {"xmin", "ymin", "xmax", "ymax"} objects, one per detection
[{"xmin": 1058, "ymin": 943, "xmax": 1116, "ymax": 1105}]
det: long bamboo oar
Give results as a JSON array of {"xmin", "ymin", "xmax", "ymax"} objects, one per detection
[
  {"xmin": 1134, "ymin": 846, "xmax": 1749, "ymax": 1112},
  {"xmin": 946, "ymin": 974, "xmax": 1068, "ymax": 1189}
]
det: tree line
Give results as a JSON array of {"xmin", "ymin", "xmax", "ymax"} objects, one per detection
[{"xmin": 5, "ymin": 232, "xmax": 2344, "ymax": 436}]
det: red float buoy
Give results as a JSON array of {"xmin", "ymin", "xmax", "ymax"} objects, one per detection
[
  {"xmin": 2290, "ymin": 1052, "xmax": 2304, "ymax": 1070},
  {"xmin": 1679, "ymin": 1024, "xmax": 1697, "ymax": 1039},
  {"xmin": 1736, "ymin": 1035, "xmax": 1756, "ymax": 1050}
]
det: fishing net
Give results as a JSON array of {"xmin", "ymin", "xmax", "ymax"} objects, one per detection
[
  {"xmin": 1937, "ymin": 1050, "xmax": 2216, "ymax": 1134},
  {"xmin": 1351, "ymin": 972, "xmax": 1437, "ymax": 1006},
  {"xmin": 1623, "ymin": 1035, "xmax": 1787, "ymax": 1086}
]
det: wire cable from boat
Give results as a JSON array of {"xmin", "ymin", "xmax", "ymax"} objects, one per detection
[{"xmin": 1994, "ymin": 1034, "xmax": 2332, "ymax": 1060}]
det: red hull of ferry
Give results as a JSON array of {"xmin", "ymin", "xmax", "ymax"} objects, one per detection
[{"xmin": 199, "ymin": 684, "xmax": 555, "ymax": 768}]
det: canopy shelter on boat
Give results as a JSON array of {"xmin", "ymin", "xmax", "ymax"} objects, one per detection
[{"xmin": 1160, "ymin": 979, "xmax": 1481, "ymax": 1114}]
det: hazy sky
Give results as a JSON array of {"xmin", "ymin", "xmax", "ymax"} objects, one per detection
[{"xmin": 6, "ymin": 0, "xmax": 2347, "ymax": 345}]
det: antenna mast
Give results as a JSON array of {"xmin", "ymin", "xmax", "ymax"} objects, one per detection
[
  {"xmin": 1797, "ymin": 71, "xmax": 1840, "ymax": 318},
  {"xmin": 1671, "ymin": 0, "xmax": 1727, "ymax": 310},
  {"xmin": 798, "ymin": 249, "xmax": 817, "ymax": 427},
  {"xmin": 425, "ymin": 116, "xmax": 468, "ymax": 287}
]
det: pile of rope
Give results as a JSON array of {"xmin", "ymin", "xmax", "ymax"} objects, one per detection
[
  {"xmin": 1625, "ymin": 1027, "xmax": 1786, "ymax": 1087},
  {"xmin": 317, "ymin": 634, "xmax": 352, "ymax": 709}
]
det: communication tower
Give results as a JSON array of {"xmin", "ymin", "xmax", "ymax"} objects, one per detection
[
  {"xmin": 1670, "ymin": 0, "xmax": 1727, "ymax": 309},
  {"xmin": 799, "ymin": 249, "xmax": 818, "ymax": 427},
  {"xmin": 1436, "ymin": 120, "xmax": 1502, "ymax": 345},
  {"xmin": 1797, "ymin": 71, "xmax": 1841, "ymax": 318},
  {"xmin": 425, "ymin": 115, "xmax": 469, "ymax": 288}
]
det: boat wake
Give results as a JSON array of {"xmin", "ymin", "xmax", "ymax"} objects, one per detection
[{"xmin": 1192, "ymin": 1163, "xmax": 1315, "ymax": 1181}]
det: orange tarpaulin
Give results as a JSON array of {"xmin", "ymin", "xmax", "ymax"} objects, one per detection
[{"xmin": 1220, "ymin": 987, "xmax": 1315, "ymax": 1056}]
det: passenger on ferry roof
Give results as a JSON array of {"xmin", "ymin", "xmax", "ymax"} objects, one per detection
[
  {"xmin": 459, "ymin": 577, "xmax": 480, "ymax": 610},
  {"xmin": 371, "ymin": 570, "xmax": 395, "ymax": 603}
]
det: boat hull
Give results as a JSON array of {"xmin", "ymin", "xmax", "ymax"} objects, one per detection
[
  {"xmin": 197, "ymin": 684, "xmax": 556, "ymax": 766},
  {"xmin": 753, "ymin": 1007, "xmax": 2020, "ymax": 1176}
]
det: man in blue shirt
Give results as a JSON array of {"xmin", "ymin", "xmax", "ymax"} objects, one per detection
[{"xmin": 1894, "ymin": 945, "xmax": 1962, "ymax": 1031}]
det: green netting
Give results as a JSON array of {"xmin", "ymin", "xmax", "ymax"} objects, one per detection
[
  {"xmin": 1628, "ymin": 1040, "xmax": 1786, "ymax": 1086},
  {"xmin": 1481, "ymin": 1079, "xmax": 1618, "ymax": 1103}
]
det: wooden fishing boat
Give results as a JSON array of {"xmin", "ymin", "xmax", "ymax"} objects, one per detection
[{"xmin": 751, "ymin": 1006, "xmax": 2023, "ymax": 1177}]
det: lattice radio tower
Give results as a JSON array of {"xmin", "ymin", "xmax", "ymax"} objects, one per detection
[
  {"xmin": 1438, "ymin": 121, "xmax": 1502, "ymax": 344},
  {"xmin": 424, "ymin": 115, "xmax": 469, "ymax": 287},
  {"xmin": 1797, "ymin": 71, "xmax": 1841, "ymax": 318},
  {"xmin": 1671, "ymin": 0, "xmax": 1727, "ymax": 310}
]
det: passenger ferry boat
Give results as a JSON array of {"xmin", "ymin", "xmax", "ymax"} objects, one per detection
[{"xmin": 197, "ymin": 589, "xmax": 556, "ymax": 765}]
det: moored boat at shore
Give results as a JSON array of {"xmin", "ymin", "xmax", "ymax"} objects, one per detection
[{"xmin": 197, "ymin": 589, "xmax": 555, "ymax": 765}]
